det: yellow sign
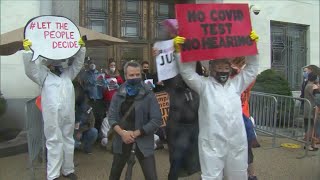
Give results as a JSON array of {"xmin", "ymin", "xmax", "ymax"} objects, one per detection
[
  {"xmin": 155, "ymin": 92, "xmax": 170, "ymax": 127},
  {"xmin": 280, "ymin": 143, "xmax": 301, "ymax": 149}
]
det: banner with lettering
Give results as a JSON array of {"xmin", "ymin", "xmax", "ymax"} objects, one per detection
[
  {"xmin": 153, "ymin": 39, "xmax": 178, "ymax": 81},
  {"xmin": 155, "ymin": 92, "xmax": 170, "ymax": 127},
  {"xmin": 175, "ymin": 3, "xmax": 257, "ymax": 62},
  {"xmin": 24, "ymin": 15, "xmax": 81, "ymax": 61}
]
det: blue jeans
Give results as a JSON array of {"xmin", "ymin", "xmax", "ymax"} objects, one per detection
[
  {"xmin": 243, "ymin": 114, "xmax": 256, "ymax": 143},
  {"xmin": 75, "ymin": 128, "xmax": 98, "ymax": 153}
]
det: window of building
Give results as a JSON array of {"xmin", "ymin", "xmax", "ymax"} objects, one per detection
[
  {"xmin": 86, "ymin": 0, "xmax": 108, "ymax": 34},
  {"xmin": 81, "ymin": 0, "xmax": 175, "ymax": 70},
  {"xmin": 270, "ymin": 21, "xmax": 308, "ymax": 90}
]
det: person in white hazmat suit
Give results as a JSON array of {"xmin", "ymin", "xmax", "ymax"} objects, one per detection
[
  {"xmin": 175, "ymin": 33, "xmax": 259, "ymax": 180},
  {"xmin": 23, "ymin": 39, "xmax": 86, "ymax": 180}
]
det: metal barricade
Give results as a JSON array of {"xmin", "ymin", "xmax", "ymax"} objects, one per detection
[
  {"xmin": 25, "ymin": 98, "xmax": 46, "ymax": 179},
  {"xmin": 250, "ymin": 92, "xmax": 313, "ymax": 157},
  {"xmin": 249, "ymin": 92, "xmax": 278, "ymax": 146}
]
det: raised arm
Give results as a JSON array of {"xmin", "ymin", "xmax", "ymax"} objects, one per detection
[
  {"xmin": 176, "ymin": 53, "xmax": 204, "ymax": 94},
  {"xmin": 232, "ymin": 55, "xmax": 259, "ymax": 94},
  {"xmin": 64, "ymin": 47, "xmax": 86, "ymax": 80},
  {"xmin": 23, "ymin": 52, "xmax": 49, "ymax": 87}
]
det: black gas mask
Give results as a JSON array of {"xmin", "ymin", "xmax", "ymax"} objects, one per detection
[
  {"xmin": 209, "ymin": 59, "xmax": 231, "ymax": 84},
  {"xmin": 45, "ymin": 59, "xmax": 69, "ymax": 76},
  {"xmin": 214, "ymin": 72, "xmax": 230, "ymax": 83},
  {"xmin": 48, "ymin": 65, "xmax": 63, "ymax": 76},
  {"xmin": 143, "ymin": 69, "xmax": 149, "ymax": 74}
]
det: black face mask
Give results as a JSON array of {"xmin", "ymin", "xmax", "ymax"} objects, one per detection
[
  {"xmin": 143, "ymin": 69, "xmax": 149, "ymax": 73},
  {"xmin": 127, "ymin": 78, "xmax": 142, "ymax": 86},
  {"xmin": 214, "ymin": 72, "xmax": 230, "ymax": 83},
  {"xmin": 51, "ymin": 66, "xmax": 63, "ymax": 76}
]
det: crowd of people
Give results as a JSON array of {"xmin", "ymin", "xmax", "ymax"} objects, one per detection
[
  {"xmin": 21, "ymin": 16, "xmax": 320, "ymax": 180},
  {"xmin": 21, "ymin": 17, "xmax": 261, "ymax": 180},
  {"xmin": 300, "ymin": 65, "xmax": 320, "ymax": 151}
]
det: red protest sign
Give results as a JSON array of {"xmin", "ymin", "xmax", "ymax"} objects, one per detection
[{"xmin": 175, "ymin": 3, "xmax": 258, "ymax": 62}]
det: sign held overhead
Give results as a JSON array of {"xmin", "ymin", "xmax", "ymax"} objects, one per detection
[
  {"xmin": 175, "ymin": 3, "xmax": 258, "ymax": 62},
  {"xmin": 153, "ymin": 39, "xmax": 179, "ymax": 81},
  {"xmin": 24, "ymin": 15, "xmax": 81, "ymax": 61}
]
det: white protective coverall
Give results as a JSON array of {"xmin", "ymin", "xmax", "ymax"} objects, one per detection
[
  {"xmin": 100, "ymin": 116, "xmax": 110, "ymax": 146},
  {"xmin": 177, "ymin": 54, "xmax": 259, "ymax": 180},
  {"xmin": 23, "ymin": 47, "xmax": 86, "ymax": 180}
]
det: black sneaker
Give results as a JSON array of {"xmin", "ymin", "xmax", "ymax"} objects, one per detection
[
  {"xmin": 63, "ymin": 173, "xmax": 78, "ymax": 180},
  {"xmin": 251, "ymin": 139, "xmax": 261, "ymax": 148}
]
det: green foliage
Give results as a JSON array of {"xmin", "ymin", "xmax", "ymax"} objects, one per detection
[
  {"xmin": 252, "ymin": 69, "xmax": 295, "ymax": 127},
  {"xmin": 252, "ymin": 69, "xmax": 293, "ymax": 96},
  {"xmin": 0, "ymin": 91, "xmax": 7, "ymax": 117}
]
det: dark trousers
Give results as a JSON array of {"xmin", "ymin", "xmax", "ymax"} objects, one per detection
[
  {"xmin": 88, "ymin": 99, "xmax": 106, "ymax": 133},
  {"xmin": 248, "ymin": 146, "xmax": 254, "ymax": 164},
  {"xmin": 155, "ymin": 127, "xmax": 167, "ymax": 142},
  {"xmin": 109, "ymin": 143, "xmax": 158, "ymax": 180},
  {"xmin": 166, "ymin": 124, "xmax": 200, "ymax": 180}
]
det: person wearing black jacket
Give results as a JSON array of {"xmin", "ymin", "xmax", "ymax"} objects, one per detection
[
  {"xmin": 141, "ymin": 61, "xmax": 154, "ymax": 81},
  {"xmin": 141, "ymin": 61, "xmax": 166, "ymax": 92},
  {"xmin": 164, "ymin": 67, "xmax": 202, "ymax": 180}
]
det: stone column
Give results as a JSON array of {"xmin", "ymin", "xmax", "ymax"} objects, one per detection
[
  {"xmin": 52, "ymin": 0, "xmax": 80, "ymax": 25},
  {"xmin": 40, "ymin": 0, "xmax": 52, "ymax": 15}
]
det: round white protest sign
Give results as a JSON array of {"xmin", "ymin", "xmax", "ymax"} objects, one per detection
[{"xmin": 24, "ymin": 15, "xmax": 81, "ymax": 61}]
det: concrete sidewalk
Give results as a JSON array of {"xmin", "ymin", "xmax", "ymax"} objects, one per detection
[{"xmin": 0, "ymin": 135, "xmax": 319, "ymax": 180}]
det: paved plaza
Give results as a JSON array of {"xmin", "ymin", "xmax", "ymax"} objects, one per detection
[{"xmin": 0, "ymin": 134, "xmax": 319, "ymax": 180}]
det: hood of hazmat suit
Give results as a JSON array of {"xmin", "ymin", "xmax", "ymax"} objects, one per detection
[{"xmin": 23, "ymin": 47, "xmax": 86, "ymax": 180}]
